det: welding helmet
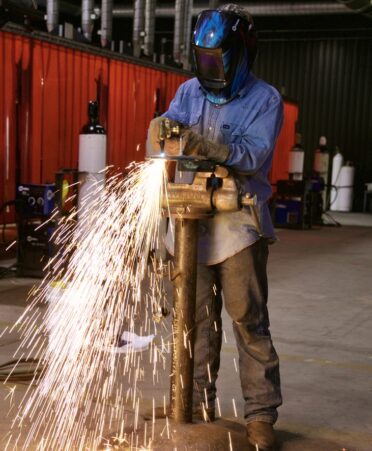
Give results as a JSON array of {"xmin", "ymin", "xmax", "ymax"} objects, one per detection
[{"xmin": 192, "ymin": 5, "xmax": 257, "ymax": 104}]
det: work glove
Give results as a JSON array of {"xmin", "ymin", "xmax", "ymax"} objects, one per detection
[
  {"xmin": 146, "ymin": 116, "xmax": 185, "ymax": 157},
  {"xmin": 182, "ymin": 130, "xmax": 230, "ymax": 163}
]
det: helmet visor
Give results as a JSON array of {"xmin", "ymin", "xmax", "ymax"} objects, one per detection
[{"xmin": 192, "ymin": 46, "xmax": 225, "ymax": 85}]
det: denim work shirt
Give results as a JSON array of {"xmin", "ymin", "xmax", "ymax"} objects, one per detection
[{"xmin": 164, "ymin": 73, "xmax": 283, "ymax": 265}]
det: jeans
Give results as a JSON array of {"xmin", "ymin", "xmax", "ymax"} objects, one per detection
[{"xmin": 193, "ymin": 239, "xmax": 282, "ymax": 424}]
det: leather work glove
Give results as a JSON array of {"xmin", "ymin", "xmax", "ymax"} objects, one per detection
[
  {"xmin": 146, "ymin": 116, "xmax": 185, "ymax": 157},
  {"xmin": 182, "ymin": 130, "xmax": 230, "ymax": 163}
]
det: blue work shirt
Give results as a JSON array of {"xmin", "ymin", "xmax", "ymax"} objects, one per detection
[{"xmin": 164, "ymin": 73, "xmax": 283, "ymax": 265}]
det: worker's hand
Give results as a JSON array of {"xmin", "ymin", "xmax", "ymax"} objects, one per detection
[
  {"xmin": 182, "ymin": 130, "xmax": 230, "ymax": 163},
  {"xmin": 146, "ymin": 117, "xmax": 185, "ymax": 157}
]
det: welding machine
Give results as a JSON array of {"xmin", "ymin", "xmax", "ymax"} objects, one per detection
[
  {"xmin": 17, "ymin": 221, "xmax": 54, "ymax": 278},
  {"xmin": 16, "ymin": 184, "xmax": 56, "ymax": 277},
  {"xmin": 16, "ymin": 184, "xmax": 55, "ymax": 217},
  {"xmin": 272, "ymin": 179, "xmax": 323, "ymax": 228}
]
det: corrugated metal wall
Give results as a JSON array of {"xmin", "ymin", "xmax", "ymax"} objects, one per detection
[
  {"xmin": 255, "ymin": 36, "xmax": 372, "ymax": 209},
  {"xmin": 107, "ymin": 61, "xmax": 187, "ymax": 169},
  {"xmin": 0, "ymin": 33, "xmax": 30, "ymax": 224},
  {"xmin": 0, "ymin": 30, "xmax": 297, "ymax": 223}
]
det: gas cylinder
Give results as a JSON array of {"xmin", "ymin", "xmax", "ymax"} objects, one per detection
[
  {"xmin": 313, "ymin": 136, "xmax": 329, "ymax": 180},
  {"xmin": 337, "ymin": 162, "xmax": 355, "ymax": 212},
  {"xmin": 330, "ymin": 147, "xmax": 344, "ymax": 211},
  {"xmin": 313, "ymin": 136, "xmax": 330, "ymax": 210},
  {"xmin": 78, "ymin": 101, "xmax": 107, "ymax": 219},
  {"xmin": 288, "ymin": 133, "xmax": 305, "ymax": 180}
]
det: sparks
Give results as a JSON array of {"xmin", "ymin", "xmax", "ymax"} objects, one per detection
[{"xmin": 8, "ymin": 159, "xmax": 170, "ymax": 450}]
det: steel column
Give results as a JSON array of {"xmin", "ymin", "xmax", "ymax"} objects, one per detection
[
  {"xmin": 100, "ymin": 0, "xmax": 113, "ymax": 48},
  {"xmin": 46, "ymin": 0, "xmax": 59, "ymax": 33},
  {"xmin": 81, "ymin": 0, "xmax": 94, "ymax": 41},
  {"xmin": 170, "ymin": 218, "xmax": 198, "ymax": 423}
]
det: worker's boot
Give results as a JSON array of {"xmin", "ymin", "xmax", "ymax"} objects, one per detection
[
  {"xmin": 143, "ymin": 403, "xmax": 215, "ymax": 422},
  {"xmin": 246, "ymin": 421, "xmax": 277, "ymax": 451}
]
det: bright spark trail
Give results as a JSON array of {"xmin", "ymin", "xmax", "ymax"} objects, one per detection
[{"xmin": 7, "ymin": 159, "xmax": 169, "ymax": 450}]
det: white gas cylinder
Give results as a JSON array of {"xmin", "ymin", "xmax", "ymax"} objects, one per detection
[
  {"xmin": 78, "ymin": 133, "xmax": 106, "ymax": 218},
  {"xmin": 330, "ymin": 151, "xmax": 344, "ymax": 211},
  {"xmin": 337, "ymin": 164, "xmax": 355, "ymax": 212}
]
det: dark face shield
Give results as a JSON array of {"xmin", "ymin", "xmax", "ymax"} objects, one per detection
[{"xmin": 192, "ymin": 46, "xmax": 227, "ymax": 88}]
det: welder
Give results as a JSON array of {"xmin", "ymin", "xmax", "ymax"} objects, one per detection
[{"xmin": 147, "ymin": 4, "xmax": 283, "ymax": 450}]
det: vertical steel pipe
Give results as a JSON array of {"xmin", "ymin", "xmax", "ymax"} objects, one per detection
[
  {"xmin": 82, "ymin": 0, "xmax": 94, "ymax": 41},
  {"xmin": 170, "ymin": 218, "xmax": 198, "ymax": 423},
  {"xmin": 182, "ymin": 0, "xmax": 193, "ymax": 69},
  {"xmin": 173, "ymin": 0, "xmax": 186, "ymax": 63},
  {"xmin": 144, "ymin": 0, "xmax": 156, "ymax": 57},
  {"xmin": 46, "ymin": 0, "xmax": 59, "ymax": 33},
  {"xmin": 173, "ymin": 0, "xmax": 193, "ymax": 68},
  {"xmin": 100, "ymin": 0, "xmax": 113, "ymax": 48},
  {"xmin": 133, "ymin": 0, "xmax": 145, "ymax": 58}
]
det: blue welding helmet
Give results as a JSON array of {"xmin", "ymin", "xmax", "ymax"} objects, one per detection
[{"xmin": 192, "ymin": 7, "xmax": 257, "ymax": 104}]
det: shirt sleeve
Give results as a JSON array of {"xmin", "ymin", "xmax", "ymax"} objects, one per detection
[
  {"xmin": 146, "ymin": 82, "xmax": 186, "ymax": 157},
  {"xmin": 164, "ymin": 82, "xmax": 185, "ymax": 119},
  {"xmin": 224, "ymin": 94, "xmax": 284, "ymax": 174}
]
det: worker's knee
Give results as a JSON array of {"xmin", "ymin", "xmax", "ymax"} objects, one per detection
[
  {"xmin": 234, "ymin": 320, "xmax": 270, "ymax": 336},
  {"xmin": 233, "ymin": 321, "xmax": 274, "ymax": 357},
  {"xmin": 224, "ymin": 300, "xmax": 259, "ymax": 325}
]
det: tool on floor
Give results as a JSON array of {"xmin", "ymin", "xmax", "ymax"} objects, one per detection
[{"xmin": 114, "ymin": 331, "xmax": 155, "ymax": 354}]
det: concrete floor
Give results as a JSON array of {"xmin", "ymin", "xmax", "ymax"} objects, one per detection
[{"xmin": 1, "ymin": 223, "xmax": 372, "ymax": 450}]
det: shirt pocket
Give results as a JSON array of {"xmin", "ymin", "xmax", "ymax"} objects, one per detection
[
  {"xmin": 219, "ymin": 122, "xmax": 244, "ymax": 145},
  {"xmin": 188, "ymin": 102, "xmax": 203, "ymax": 129},
  {"xmin": 173, "ymin": 107, "xmax": 202, "ymax": 130},
  {"xmin": 189, "ymin": 111, "xmax": 201, "ymax": 127}
]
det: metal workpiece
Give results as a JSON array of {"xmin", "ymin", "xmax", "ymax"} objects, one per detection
[{"xmin": 170, "ymin": 218, "xmax": 198, "ymax": 423}]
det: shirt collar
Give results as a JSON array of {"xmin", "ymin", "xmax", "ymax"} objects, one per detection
[{"xmin": 197, "ymin": 72, "xmax": 257, "ymax": 101}]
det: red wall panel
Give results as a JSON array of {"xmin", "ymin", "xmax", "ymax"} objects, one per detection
[
  {"xmin": 16, "ymin": 36, "xmax": 32, "ymax": 185},
  {"xmin": 270, "ymin": 101, "xmax": 298, "ymax": 187},
  {"xmin": 0, "ymin": 30, "xmax": 297, "ymax": 223},
  {"xmin": 0, "ymin": 32, "xmax": 31, "ymax": 222},
  {"xmin": 108, "ymin": 61, "xmax": 163, "ymax": 168}
]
